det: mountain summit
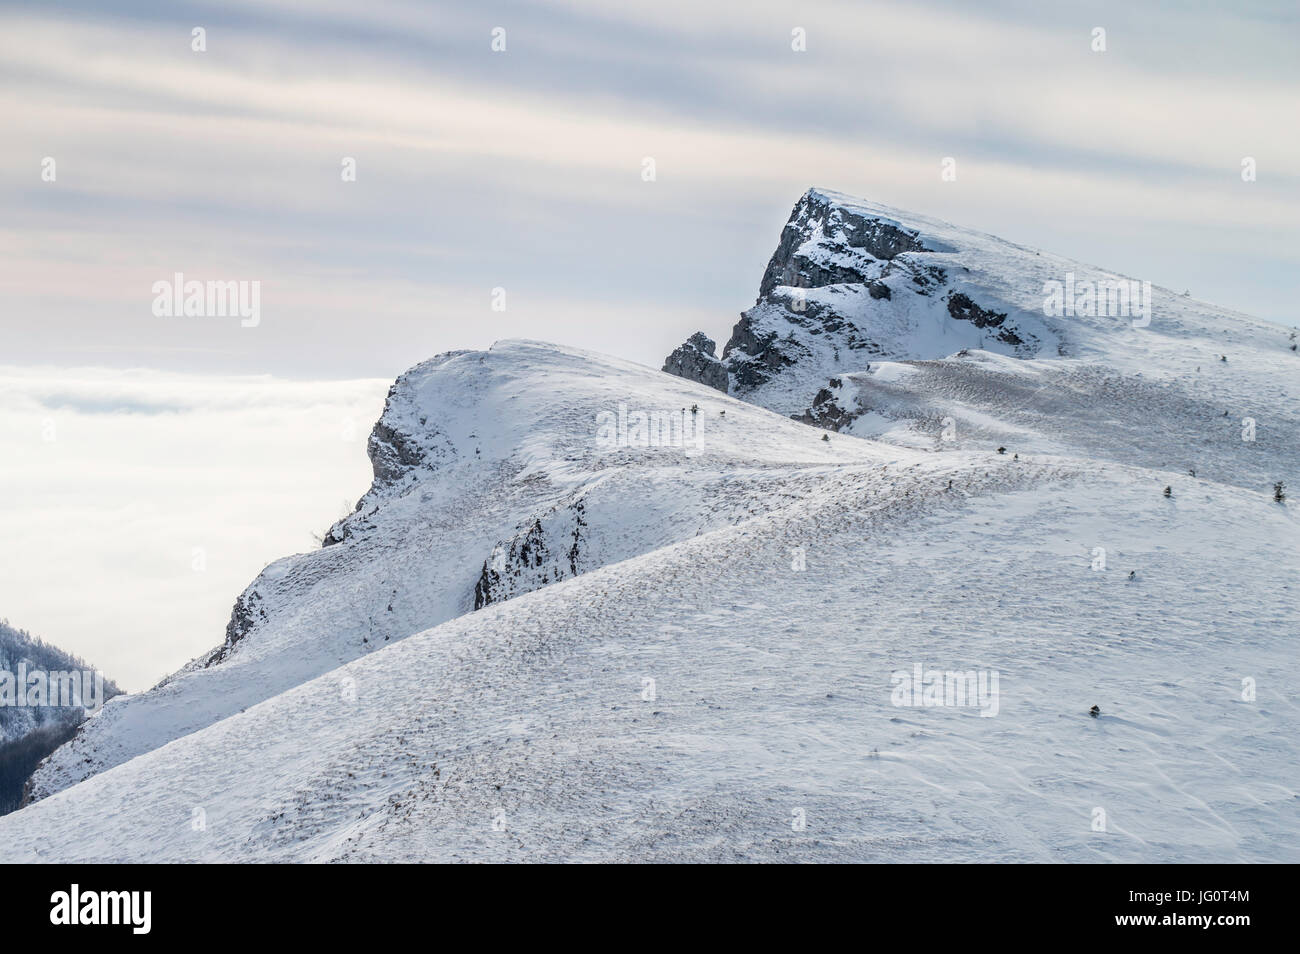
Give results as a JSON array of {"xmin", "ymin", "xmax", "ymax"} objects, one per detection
[{"xmin": 663, "ymin": 188, "xmax": 1297, "ymax": 488}]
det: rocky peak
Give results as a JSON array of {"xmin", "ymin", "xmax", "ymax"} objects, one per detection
[
  {"xmin": 663, "ymin": 187, "xmax": 1045, "ymax": 422},
  {"xmin": 757, "ymin": 188, "xmax": 930, "ymax": 298},
  {"xmin": 661, "ymin": 332, "xmax": 728, "ymax": 393}
]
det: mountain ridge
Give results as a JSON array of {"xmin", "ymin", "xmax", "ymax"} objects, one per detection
[{"xmin": 8, "ymin": 189, "xmax": 1296, "ymax": 862}]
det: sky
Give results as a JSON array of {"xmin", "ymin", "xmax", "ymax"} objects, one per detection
[{"xmin": 3, "ymin": 0, "xmax": 1298, "ymax": 688}]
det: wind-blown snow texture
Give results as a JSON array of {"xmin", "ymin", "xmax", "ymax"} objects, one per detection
[{"xmin": 4, "ymin": 189, "xmax": 1296, "ymax": 862}]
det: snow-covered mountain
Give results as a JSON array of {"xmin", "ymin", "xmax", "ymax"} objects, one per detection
[
  {"xmin": 0, "ymin": 620, "xmax": 120, "ymax": 815},
  {"xmin": 663, "ymin": 189, "xmax": 1298, "ymax": 491},
  {"xmin": 3, "ymin": 190, "xmax": 1296, "ymax": 862},
  {"xmin": 20, "ymin": 342, "xmax": 887, "ymax": 806}
]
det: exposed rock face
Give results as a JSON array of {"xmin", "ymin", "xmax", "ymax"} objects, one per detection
[
  {"xmin": 661, "ymin": 332, "xmax": 728, "ymax": 393},
  {"xmin": 363, "ymin": 360, "xmax": 465, "ymax": 492},
  {"xmin": 756, "ymin": 189, "xmax": 928, "ymax": 297},
  {"xmin": 793, "ymin": 378, "xmax": 861, "ymax": 431},
  {"xmin": 723, "ymin": 314, "xmax": 811, "ymax": 392},
  {"xmin": 663, "ymin": 187, "xmax": 1045, "ymax": 425},
  {"xmin": 367, "ymin": 418, "xmax": 429, "ymax": 488},
  {"xmin": 475, "ymin": 498, "xmax": 587, "ymax": 608},
  {"xmin": 204, "ymin": 588, "xmax": 268, "ymax": 666},
  {"xmin": 946, "ymin": 292, "xmax": 1023, "ymax": 348}
]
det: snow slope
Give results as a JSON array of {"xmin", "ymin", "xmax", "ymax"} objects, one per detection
[
  {"xmin": 3, "ymin": 451, "xmax": 1295, "ymax": 861},
  {"xmin": 23, "ymin": 341, "xmax": 893, "ymax": 803},
  {"xmin": 5, "ymin": 189, "xmax": 1296, "ymax": 862}
]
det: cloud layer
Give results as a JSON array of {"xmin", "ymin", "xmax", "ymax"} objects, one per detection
[{"xmin": 0, "ymin": 366, "xmax": 388, "ymax": 689}]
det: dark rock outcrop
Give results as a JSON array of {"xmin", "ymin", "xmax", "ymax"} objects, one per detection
[
  {"xmin": 946, "ymin": 292, "xmax": 1024, "ymax": 348},
  {"xmin": 475, "ymin": 498, "xmax": 588, "ymax": 609},
  {"xmin": 662, "ymin": 333, "xmax": 728, "ymax": 393},
  {"xmin": 793, "ymin": 378, "xmax": 861, "ymax": 431},
  {"xmin": 757, "ymin": 190, "xmax": 929, "ymax": 297},
  {"xmin": 662, "ymin": 187, "xmax": 1043, "ymax": 421},
  {"xmin": 204, "ymin": 587, "xmax": 268, "ymax": 666}
]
